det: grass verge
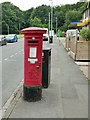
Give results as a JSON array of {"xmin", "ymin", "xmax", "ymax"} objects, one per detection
[
  {"xmin": 3, "ymin": 34, "xmax": 24, "ymax": 39},
  {"xmin": 17, "ymin": 34, "xmax": 24, "ymax": 39}
]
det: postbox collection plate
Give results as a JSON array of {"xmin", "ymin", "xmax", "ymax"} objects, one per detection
[{"xmin": 29, "ymin": 47, "xmax": 37, "ymax": 58}]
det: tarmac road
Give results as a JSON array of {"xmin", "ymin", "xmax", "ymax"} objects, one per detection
[{"xmin": 1, "ymin": 38, "xmax": 24, "ymax": 106}]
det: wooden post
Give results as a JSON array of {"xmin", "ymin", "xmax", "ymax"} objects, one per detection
[
  {"xmin": 75, "ymin": 29, "xmax": 78, "ymax": 60},
  {"xmin": 70, "ymin": 32, "xmax": 72, "ymax": 51},
  {"xmin": 67, "ymin": 33, "xmax": 69, "ymax": 51},
  {"xmin": 65, "ymin": 37, "xmax": 67, "ymax": 48}
]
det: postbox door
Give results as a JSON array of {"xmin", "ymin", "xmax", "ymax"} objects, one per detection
[{"xmin": 26, "ymin": 42, "xmax": 42, "ymax": 86}]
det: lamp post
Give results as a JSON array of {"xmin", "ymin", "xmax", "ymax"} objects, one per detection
[
  {"xmin": 8, "ymin": 25, "xmax": 9, "ymax": 34},
  {"xmin": 56, "ymin": 17, "xmax": 57, "ymax": 37},
  {"xmin": 19, "ymin": 23, "xmax": 20, "ymax": 34},
  {"xmin": 49, "ymin": 0, "xmax": 53, "ymax": 43},
  {"xmin": 49, "ymin": 12, "xmax": 50, "ymax": 36}
]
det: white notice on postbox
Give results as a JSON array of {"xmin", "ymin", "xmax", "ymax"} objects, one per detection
[
  {"xmin": 28, "ymin": 58, "xmax": 38, "ymax": 63},
  {"xmin": 30, "ymin": 47, "xmax": 37, "ymax": 58}
]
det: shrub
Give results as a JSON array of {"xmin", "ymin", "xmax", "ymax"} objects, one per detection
[
  {"xmin": 87, "ymin": 28, "xmax": 90, "ymax": 40},
  {"xmin": 80, "ymin": 27, "xmax": 90, "ymax": 40}
]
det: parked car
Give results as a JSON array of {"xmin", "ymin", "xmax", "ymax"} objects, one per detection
[
  {"xmin": 0, "ymin": 35, "xmax": 7, "ymax": 46},
  {"xmin": 6, "ymin": 34, "xmax": 18, "ymax": 43}
]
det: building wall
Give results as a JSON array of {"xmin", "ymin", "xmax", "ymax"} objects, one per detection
[
  {"xmin": 83, "ymin": 8, "xmax": 90, "ymax": 20},
  {"xmin": 83, "ymin": 7, "xmax": 90, "ymax": 28}
]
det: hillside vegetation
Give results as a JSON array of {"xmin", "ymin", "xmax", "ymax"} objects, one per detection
[{"xmin": 1, "ymin": 2, "xmax": 88, "ymax": 34}]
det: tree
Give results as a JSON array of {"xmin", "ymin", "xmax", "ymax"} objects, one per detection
[
  {"xmin": 66, "ymin": 10, "xmax": 82, "ymax": 22},
  {"xmin": 1, "ymin": 1, "xmax": 88, "ymax": 34},
  {"xmin": 30, "ymin": 17, "xmax": 42, "ymax": 27},
  {"xmin": 53, "ymin": 11, "xmax": 65, "ymax": 28},
  {"xmin": 61, "ymin": 10, "xmax": 82, "ymax": 31},
  {"xmin": 79, "ymin": 2, "xmax": 88, "ymax": 12},
  {"xmin": 2, "ymin": 2, "xmax": 24, "ymax": 34},
  {"xmin": 79, "ymin": 0, "xmax": 88, "ymax": 2},
  {"xmin": 30, "ymin": 5, "xmax": 50, "ymax": 24},
  {"xmin": 2, "ymin": 21, "xmax": 8, "ymax": 34},
  {"xmin": 23, "ymin": 8, "xmax": 34, "ymax": 27}
]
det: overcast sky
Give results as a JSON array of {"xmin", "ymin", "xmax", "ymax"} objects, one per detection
[{"xmin": 0, "ymin": 0, "xmax": 81, "ymax": 11}]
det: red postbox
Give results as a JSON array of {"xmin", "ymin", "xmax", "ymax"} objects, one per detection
[{"xmin": 21, "ymin": 27, "xmax": 46, "ymax": 101}]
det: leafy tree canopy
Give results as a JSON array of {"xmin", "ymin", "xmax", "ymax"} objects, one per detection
[
  {"xmin": 30, "ymin": 17, "xmax": 42, "ymax": 27},
  {"xmin": 0, "ymin": 1, "xmax": 88, "ymax": 34}
]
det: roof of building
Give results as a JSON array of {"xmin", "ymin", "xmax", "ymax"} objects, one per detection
[{"xmin": 68, "ymin": 22, "xmax": 82, "ymax": 27}]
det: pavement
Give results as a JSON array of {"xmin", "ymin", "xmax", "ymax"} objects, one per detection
[
  {"xmin": 2, "ymin": 36, "xmax": 88, "ymax": 118},
  {"xmin": 60, "ymin": 37, "xmax": 90, "ymax": 80}
]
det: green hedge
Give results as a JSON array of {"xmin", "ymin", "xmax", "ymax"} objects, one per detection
[{"xmin": 80, "ymin": 27, "xmax": 90, "ymax": 41}]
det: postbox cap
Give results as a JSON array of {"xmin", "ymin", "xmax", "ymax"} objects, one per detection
[{"xmin": 21, "ymin": 27, "xmax": 47, "ymax": 34}]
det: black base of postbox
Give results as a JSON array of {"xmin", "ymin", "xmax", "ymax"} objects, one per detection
[
  {"xmin": 49, "ymin": 36, "xmax": 53, "ymax": 43},
  {"xmin": 23, "ymin": 84, "xmax": 42, "ymax": 102}
]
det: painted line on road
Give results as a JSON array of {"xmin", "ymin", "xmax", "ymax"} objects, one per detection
[
  {"xmin": 4, "ymin": 58, "xmax": 8, "ymax": 61},
  {"xmin": 10, "ymin": 55, "xmax": 14, "ymax": 58}
]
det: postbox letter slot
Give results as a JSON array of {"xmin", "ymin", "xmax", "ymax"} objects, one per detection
[{"xmin": 28, "ymin": 41, "xmax": 38, "ymax": 43}]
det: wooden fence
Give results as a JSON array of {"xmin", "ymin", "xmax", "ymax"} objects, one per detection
[{"xmin": 66, "ymin": 30, "xmax": 90, "ymax": 61}]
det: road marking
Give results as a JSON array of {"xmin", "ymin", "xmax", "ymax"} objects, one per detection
[
  {"xmin": 10, "ymin": 55, "xmax": 14, "ymax": 58},
  {"xmin": 4, "ymin": 58, "xmax": 8, "ymax": 61},
  {"xmin": 15, "ymin": 53, "xmax": 17, "ymax": 55}
]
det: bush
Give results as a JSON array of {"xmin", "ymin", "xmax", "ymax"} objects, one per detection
[
  {"xmin": 87, "ymin": 28, "xmax": 90, "ymax": 40},
  {"xmin": 80, "ymin": 27, "xmax": 90, "ymax": 40}
]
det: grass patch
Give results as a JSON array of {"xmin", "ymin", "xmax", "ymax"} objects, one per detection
[
  {"xmin": 17, "ymin": 34, "xmax": 24, "ymax": 39},
  {"xmin": 4, "ymin": 35, "xmax": 7, "ymax": 37}
]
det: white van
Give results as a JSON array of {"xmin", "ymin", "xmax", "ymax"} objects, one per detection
[
  {"xmin": 49, "ymin": 30, "xmax": 54, "ymax": 37},
  {"xmin": 66, "ymin": 29, "xmax": 79, "ymax": 40},
  {"xmin": 43, "ymin": 28, "xmax": 48, "ymax": 41},
  {"xmin": 66, "ymin": 29, "xmax": 79, "ymax": 37}
]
